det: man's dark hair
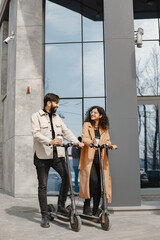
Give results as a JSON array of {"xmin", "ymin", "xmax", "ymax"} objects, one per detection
[{"xmin": 44, "ymin": 93, "xmax": 60, "ymax": 107}]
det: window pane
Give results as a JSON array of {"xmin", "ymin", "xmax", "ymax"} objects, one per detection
[
  {"xmin": 57, "ymin": 99, "xmax": 82, "ymax": 194},
  {"xmin": 135, "ymin": 41, "xmax": 160, "ymax": 96},
  {"xmin": 47, "ymin": 99, "xmax": 82, "ymax": 194},
  {"xmin": 45, "ymin": 0, "xmax": 105, "ymax": 196},
  {"xmin": 138, "ymin": 104, "xmax": 160, "ymax": 188},
  {"xmin": 45, "ymin": 0, "xmax": 81, "ymax": 43},
  {"xmin": 134, "ymin": 19, "xmax": 159, "ymax": 40},
  {"xmin": 83, "ymin": 16, "xmax": 103, "ymax": 41},
  {"xmin": 57, "ymin": 99, "xmax": 82, "ymax": 138},
  {"xmin": 45, "ymin": 44, "xmax": 82, "ymax": 97},
  {"xmin": 83, "ymin": 43, "xmax": 105, "ymax": 97},
  {"xmin": 84, "ymin": 98, "xmax": 105, "ymax": 118}
]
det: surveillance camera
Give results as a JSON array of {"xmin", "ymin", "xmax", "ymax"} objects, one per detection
[
  {"xmin": 137, "ymin": 28, "xmax": 144, "ymax": 48},
  {"xmin": 3, "ymin": 33, "xmax": 15, "ymax": 44},
  {"xmin": 135, "ymin": 27, "xmax": 144, "ymax": 48},
  {"xmin": 3, "ymin": 36, "xmax": 12, "ymax": 44}
]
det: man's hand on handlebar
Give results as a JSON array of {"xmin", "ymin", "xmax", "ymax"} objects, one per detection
[{"xmin": 49, "ymin": 138, "xmax": 62, "ymax": 146}]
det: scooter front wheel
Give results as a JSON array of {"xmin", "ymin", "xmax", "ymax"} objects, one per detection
[
  {"xmin": 70, "ymin": 215, "xmax": 81, "ymax": 232},
  {"xmin": 100, "ymin": 213, "xmax": 110, "ymax": 231}
]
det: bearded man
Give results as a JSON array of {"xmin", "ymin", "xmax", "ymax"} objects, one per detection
[{"xmin": 31, "ymin": 93, "xmax": 83, "ymax": 228}]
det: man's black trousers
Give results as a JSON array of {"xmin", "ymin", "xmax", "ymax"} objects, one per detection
[{"xmin": 34, "ymin": 155, "xmax": 69, "ymax": 216}]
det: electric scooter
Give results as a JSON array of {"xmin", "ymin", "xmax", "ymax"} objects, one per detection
[
  {"xmin": 79, "ymin": 144, "xmax": 116, "ymax": 231},
  {"xmin": 47, "ymin": 143, "xmax": 81, "ymax": 232}
]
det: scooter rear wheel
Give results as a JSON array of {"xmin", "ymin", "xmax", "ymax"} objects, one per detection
[
  {"xmin": 48, "ymin": 204, "xmax": 55, "ymax": 221},
  {"xmin": 70, "ymin": 215, "xmax": 81, "ymax": 232},
  {"xmin": 100, "ymin": 213, "xmax": 110, "ymax": 231}
]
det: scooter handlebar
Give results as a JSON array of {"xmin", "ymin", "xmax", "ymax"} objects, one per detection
[
  {"xmin": 57, "ymin": 142, "xmax": 79, "ymax": 148},
  {"xmin": 89, "ymin": 143, "xmax": 113, "ymax": 149}
]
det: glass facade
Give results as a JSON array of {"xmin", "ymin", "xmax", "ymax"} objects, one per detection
[
  {"xmin": 138, "ymin": 105, "xmax": 160, "ymax": 169},
  {"xmin": 138, "ymin": 104, "xmax": 160, "ymax": 187},
  {"xmin": 45, "ymin": 0, "xmax": 105, "ymax": 193},
  {"xmin": 134, "ymin": 17, "xmax": 160, "ymax": 188},
  {"xmin": 134, "ymin": 19, "xmax": 160, "ymax": 96}
]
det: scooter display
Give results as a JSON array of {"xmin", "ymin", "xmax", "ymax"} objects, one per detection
[
  {"xmin": 47, "ymin": 143, "xmax": 81, "ymax": 232},
  {"xmin": 79, "ymin": 144, "xmax": 116, "ymax": 231}
]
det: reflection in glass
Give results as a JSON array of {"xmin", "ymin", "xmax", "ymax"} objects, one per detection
[
  {"xmin": 83, "ymin": 43, "xmax": 105, "ymax": 97},
  {"xmin": 71, "ymin": 136, "xmax": 82, "ymax": 192},
  {"xmin": 57, "ymin": 99, "xmax": 82, "ymax": 138},
  {"xmin": 47, "ymin": 99, "xmax": 82, "ymax": 194},
  {"xmin": 84, "ymin": 98, "xmax": 105, "ymax": 118},
  {"xmin": 135, "ymin": 41, "xmax": 160, "ymax": 96},
  {"xmin": 134, "ymin": 19, "xmax": 159, "ymax": 40},
  {"xmin": 47, "ymin": 168, "xmax": 61, "ymax": 194},
  {"xmin": 45, "ymin": 0, "xmax": 81, "ymax": 43},
  {"xmin": 45, "ymin": 0, "xmax": 106, "ymax": 196},
  {"xmin": 45, "ymin": 44, "xmax": 82, "ymax": 97},
  {"xmin": 138, "ymin": 105, "xmax": 160, "ymax": 187},
  {"xmin": 83, "ymin": 16, "xmax": 103, "ymax": 41}
]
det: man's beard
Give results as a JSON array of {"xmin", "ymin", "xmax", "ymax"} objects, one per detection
[{"xmin": 51, "ymin": 106, "xmax": 57, "ymax": 114}]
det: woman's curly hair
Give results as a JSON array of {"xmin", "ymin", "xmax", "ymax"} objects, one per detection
[{"xmin": 84, "ymin": 106, "xmax": 109, "ymax": 130}]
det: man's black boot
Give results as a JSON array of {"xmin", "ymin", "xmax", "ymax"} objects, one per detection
[
  {"xmin": 57, "ymin": 205, "xmax": 69, "ymax": 217},
  {"xmin": 41, "ymin": 215, "xmax": 50, "ymax": 228}
]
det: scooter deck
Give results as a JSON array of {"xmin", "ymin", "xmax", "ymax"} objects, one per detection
[
  {"xmin": 50, "ymin": 212, "xmax": 70, "ymax": 222},
  {"xmin": 79, "ymin": 213, "xmax": 100, "ymax": 222}
]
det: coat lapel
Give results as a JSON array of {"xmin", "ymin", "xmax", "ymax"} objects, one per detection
[
  {"xmin": 88, "ymin": 123, "xmax": 105, "ymax": 140},
  {"xmin": 88, "ymin": 123, "xmax": 95, "ymax": 139}
]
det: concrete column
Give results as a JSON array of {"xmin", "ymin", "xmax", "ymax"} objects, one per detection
[
  {"xmin": 0, "ymin": 21, "xmax": 8, "ymax": 97},
  {"xmin": 0, "ymin": 21, "xmax": 9, "ymax": 190},
  {"xmin": 0, "ymin": 25, "xmax": 2, "ymax": 189},
  {"xmin": 13, "ymin": 0, "xmax": 43, "ymax": 196},
  {"xmin": 2, "ymin": 0, "xmax": 16, "ymax": 194},
  {"xmin": 1, "ymin": 0, "xmax": 43, "ymax": 196},
  {"xmin": 104, "ymin": 0, "xmax": 141, "ymax": 206}
]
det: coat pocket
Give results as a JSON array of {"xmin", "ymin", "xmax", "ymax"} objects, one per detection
[
  {"xmin": 55, "ymin": 123, "xmax": 63, "ymax": 136},
  {"xmin": 40, "ymin": 121, "xmax": 49, "ymax": 128}
]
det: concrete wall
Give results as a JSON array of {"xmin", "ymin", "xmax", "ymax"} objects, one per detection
[
  {"xmin": 0, "ymin": 0, "xmax": 43, "ymax": 196},
  {"xmin": 2, "ymin": 0, "xmax": 17, "ymax": 195},
  {"xmin": 104, "ymin": 0, "xmax": 141, "ymax": 206},
  {"xmin": 0, "ymin": 21, "xmax": 9, "ymax": 190},
  {"xmin": 13, "ymin": 0, "xmax": 43, "ymax": 196},
  {"xmin": 0, "ymin": 23, "xmax": 3, "ymax": 188}
]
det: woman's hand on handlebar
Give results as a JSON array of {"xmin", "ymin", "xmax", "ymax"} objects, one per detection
[
  {"xmin": 91, "ymin": 138, "xmax": 97, "ymax": 145},
  {"xmin": 110, "ymin": 144, "xmax": 118, "ymax": 150},
  {"xmin": 77, "ymin": 142, "xmax": 84, "ymax": 148}
]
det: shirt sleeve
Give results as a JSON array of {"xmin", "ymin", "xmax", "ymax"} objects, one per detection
[{"xmin": 31, "ymin": 113, "xmax": 51, "ymax": 146}]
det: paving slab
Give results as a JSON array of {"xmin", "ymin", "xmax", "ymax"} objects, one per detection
[{"xmin": 0, "ymin": 191, "xmax": 160, "ymax": 240}]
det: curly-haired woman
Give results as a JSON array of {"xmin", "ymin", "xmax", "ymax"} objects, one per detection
[{"xmin": 79, "ymin": 106, "xmax": 117, "ymax": 216}]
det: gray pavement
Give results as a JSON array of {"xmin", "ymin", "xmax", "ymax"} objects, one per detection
[{"xmin": 0, "ymin": 190, "xmax": 160, "ymax": 240}]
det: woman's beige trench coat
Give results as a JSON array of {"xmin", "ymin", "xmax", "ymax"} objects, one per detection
[{"xmin": 79, "ymin": 122, "xmax": 112, "ymax": 203}]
